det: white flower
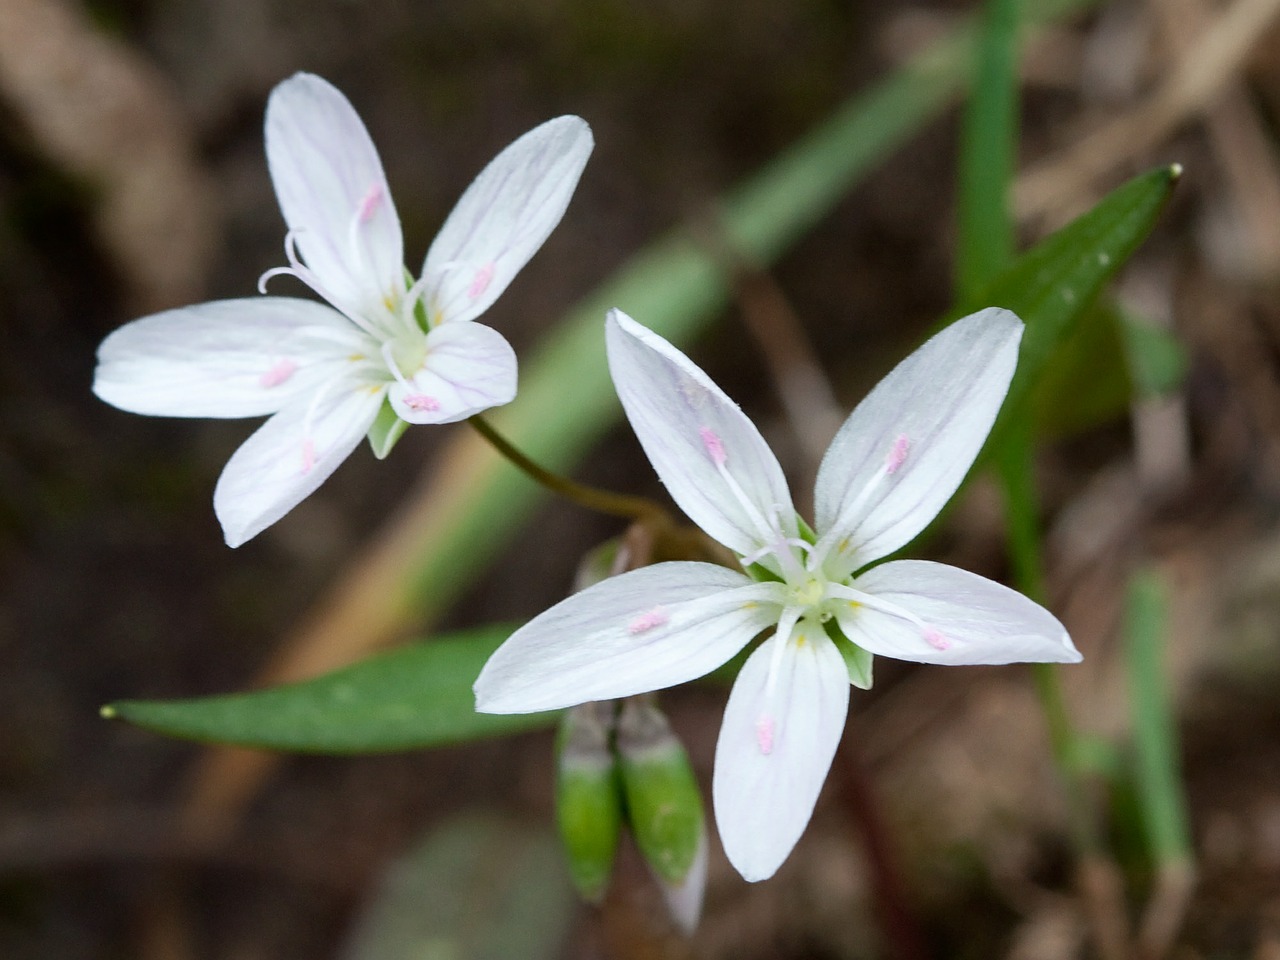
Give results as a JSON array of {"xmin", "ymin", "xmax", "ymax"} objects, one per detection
[
  {"xmin": 474, "ymin": 307, "xmax": 1080, "ymax": 882},
  {"xmin": 93, "ymin": 73, "xmax": 592, "ymax": 546}
]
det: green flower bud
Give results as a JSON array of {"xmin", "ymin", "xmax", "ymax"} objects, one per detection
[
  {"xmin": 616, "ymin": 698, "xmax": 705, "ymax": 887},
  {"xmin": 555, "ymin": 701, "xmax": 622, "ymax": 903}
]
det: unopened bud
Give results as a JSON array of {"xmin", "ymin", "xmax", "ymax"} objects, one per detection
[
  {"xmin": 616, "ymin": 698, "xmax": 706, "ymax": 930},
  {"xmin": 555, "ymin": 701, "xmax": 622, "ymax": 903}
]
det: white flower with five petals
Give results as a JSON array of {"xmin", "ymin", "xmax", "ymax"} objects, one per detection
[
  {"xmin": 474, "ymin": 307, "xmax": 1080, "ymax": 882},
  {"xmin": 93, "ymin": 73, "xmax": 592, "ymax": 546}
]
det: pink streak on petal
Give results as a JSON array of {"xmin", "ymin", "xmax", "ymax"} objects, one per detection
[
  {"xmin": 886, "ymin": 434, "xmax": 910, "ymax": 475},
  {"xmin": 627, "ymin": 607, "xmax": 670, "ymax": 635},
  {"xmin": 923, "ymin": 627, "xmax": 951, "ymax": 651},
  {"xmin": 357, "ymin": 182, "xmax": 384, "ymax": 223},
  {"xmin": 301, "ymin": 438, "xmax": 317, "ymax": 475},
  {"xmin": 404, "ymin": 394, "xmax": 441, "ymax": 412},
  {"xmin": 699, "ymin": 427, "xmax": 727, "ymax": 465},
  {"xmin": 258, "ymin": 359, "xmax": 298, "ymax": 389},
  {"xmin": 755, "ymin": 713, "xmax": 775, "ymax": 755},
  {"xmin": 467, "ymin": 261, "xmax": 496, "ymax": 299}
]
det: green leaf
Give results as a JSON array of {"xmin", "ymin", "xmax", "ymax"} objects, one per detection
[
  {"xmin": 968, "ymin": 164, "xmax": 1181, "ymax": 454},
  {"xmin": 1031, "ymin": 301, "xmax": 1133, "ymax": 436},
  {"xmin": 366, "ymin": 397, "xmax": 408, "ymax": 460},
  {"xmin": 103, "ymin": 625, "xmax": 557, "ymax": 753}
]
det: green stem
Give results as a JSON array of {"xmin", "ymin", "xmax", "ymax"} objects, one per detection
[
  {"xmin": 996, "ymin": 424, "xmax": 1100, "ymax": 854},
  {"xmin": 469, "ymin": 415, "xmax": 667, "ymax": 523}
]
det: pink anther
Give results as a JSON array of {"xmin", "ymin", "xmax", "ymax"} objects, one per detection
[
  {"xmin": 755, "ymin": 714, "xmax": 776, "ymax": 756},
  {"xmin": 467, "ymin": 261, "xmax": 496, "ymax": 299},
  {"xmin": 699, "ymin": 427, "xmax": 727, "ymax": 465},
  {"xmin": 404, "ymin": 394, "xmax": 441, "ymax": 412},
  {"xmin": 627, "ymin": 607, "xmax": 669, "ymax": 635},
  {"xmin": 357, "ymin": 182, "xmax": 384, "ymax": 223},
  {"xmin": 923, "ymin": 627, "xmax": 951, "ymax": 651},
  {"xmin": 886, "ymin": 434, "xmax": 910, "ymax": 475},
  {"xmin": 301, "ymin": 438, "xmax": 317, "ymax": 475},
  {"xmin": 258, "ymin": 359, "xmax": 297, "ymax": 389}
]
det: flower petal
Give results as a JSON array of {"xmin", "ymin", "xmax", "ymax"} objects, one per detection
[
  {"xmin": 835, "ymin": 559, "xmax": 1080, "ymax": 666},
  {"xmin": 93, "ymin": 297, "xmax": 364, "ymax": 418},
  {"xmin": 213, "ymin": 379, "xmax": 385, "ymax": 546},
  {"xmin": 813, "ymin": 308, "xmax": 1022, "ymax": 573},
  {"xmin": 387, "ymin": 321, "xmax": 517, "ymax": 424},
  {"xmin": 423, "ymin": 115, "xmax": 592, "ymax": 326},
  {"xmin": 712, "ymin": 629, "xmax": 850, "ymax": 882},
  {"xmin": 265, "ymin": 73, "xmax": 403, "ymax": 315},
  {"xmin": 474, "ymin": 562, "xmax": 782, "ymax": 714},
  {"xmin": 606, "ymin": 310, "xmax": 799, "ymax": 559}
]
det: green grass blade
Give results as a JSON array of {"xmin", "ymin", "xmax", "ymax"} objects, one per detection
[
  {"xmin": 1123, "ymin": 568, "xmax": 1192, "ymax": 865},
  {"xmin": 957, "ymin": 0, "xmax": 1020, "ymax": 300},
  {"xmin": 103, "ymin": 625, "xmax": 556, "ymax": 753}
]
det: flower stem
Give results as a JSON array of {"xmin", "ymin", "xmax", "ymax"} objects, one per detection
[{"xmin": 469, "ymin": 415, "xmax": 667, "ymax": 523}]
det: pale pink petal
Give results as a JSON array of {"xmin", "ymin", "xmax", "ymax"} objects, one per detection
[
  {"xmin": 387, "ymin": 321, "xmax": 516, "ymax": 424},
  {"xmin": 474, "ymin": 563, "xmax": 783, "ymax": 714},
  {"xmin": 606, "ymin": 310, "xmax": 799, "ymax": 560},
  {"xmin": 712, "ymin": 628, "xmax": 850, "ymax": 882},
  {"xmin": 835, "ymin": 560, "xmax": 1080, "ymax": 666},
  {"xmin": 266, "ymin": 73, "xmax": 403, "ymax": 315},
  {"xmin": 213, "ymin": 379, "xmax": 385, "ymax": 546},
  {"xmin": 423, "ymin": 115, "xmax": 592, "ymax": 326},
  {"xmin": 813, "ymin": 308, "xmax": 1022, "ymax": 575},
  {"xmin": 93, "ymin": 298, "xmax": 365, "ymax": 418}
]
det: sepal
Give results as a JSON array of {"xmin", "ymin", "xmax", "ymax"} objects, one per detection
[{"xmin": 367, "ymin": 396, "xmax": 409, "ymax": 459}]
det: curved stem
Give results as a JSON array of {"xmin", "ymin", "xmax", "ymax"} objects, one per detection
[{"xmin": 469, "ymin": 415, "xmax": 667, "ymax": 523}]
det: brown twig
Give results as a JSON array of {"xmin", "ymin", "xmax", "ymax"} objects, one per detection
[{"xmin": 1014, "ymin": 0, "xmax": 1280, "ymax": 224}]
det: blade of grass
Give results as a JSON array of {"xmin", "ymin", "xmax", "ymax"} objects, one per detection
[{"xmin": 956, "ymin": 0, "xmax": 1020, "ymax": 300}]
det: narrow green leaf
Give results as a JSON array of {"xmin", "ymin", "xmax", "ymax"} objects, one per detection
[
  {"xmin": 956, "ymin": 0, "xmax": 1020, "ymax": 300},
  {"xmin": 970, "ymin": 164, "xmax": 1181, "ymax": 454},
  {"xmin": 1123, "ymin": 568, "xmax": 1192, "ymax": 866},
  {"xmin": 103, "ymin": 625, "xmax": 556, "ymax": 753}
]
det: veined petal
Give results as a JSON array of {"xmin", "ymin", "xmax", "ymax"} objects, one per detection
[
  {"xmin": 814, "ymin": 308, "xmax": 1022, "ymax": 574},
  {"xmin": 423, "ymin": 115, "xmax": 592, "ymax": 326},
  {"xmin": 606, "ymin": 311, "xmax": 799, "ymax": 559},
  {"xmin": 387, "ymin": 321, "xmax": 517, "ymax": 424},
  {"xmin": 213, "ymin": 378, "xmax": 385, "ymax": 546},
  {"xmin": 474, "ymin": 562, "xmax": 782, "ymax": 714},
  {"xmin": 93, "ymin": 298, "xmax": 364, "ymax": 418},
  {"xmin": 836, "ymin": 559, "xmax": 1080, "ymax": 666},
  {"xmin": 266, "ymin": 73, "xmax": 403, "ymax": 314},
  {"xmin": 712, "ymin": 628, "xmax": 849, "ymax": 882}
]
